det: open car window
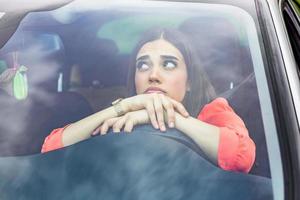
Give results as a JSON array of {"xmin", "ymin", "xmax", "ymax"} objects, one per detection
[{"xmin": 0, "ymin": 1, "xmax": 285, "ymax": 199}]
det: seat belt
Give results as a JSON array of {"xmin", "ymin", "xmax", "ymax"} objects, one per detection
[{"xmin": 219, "ymin": 72, "xmax": 255, "ymax": 100}]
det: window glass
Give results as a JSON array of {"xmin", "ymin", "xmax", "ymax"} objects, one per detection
[
  {"xmin": 283, "ymin": 0, "xmax": 300, "ymax": 76},
  {"xmin": 292, "ymin": 0, "xmax": 300, "ymax": 16},
  {"xmin": 0, "ymin": 1, "xmax": 281, "ymax": 199}
]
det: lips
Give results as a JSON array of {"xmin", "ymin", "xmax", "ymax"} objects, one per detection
[{"xmin": 144, "ymin": 87, "xmax": 166, "ymax": 94}]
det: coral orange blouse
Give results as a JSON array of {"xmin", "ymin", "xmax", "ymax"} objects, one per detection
[{"xmin": 41, "ymin": 97, "xmax": 255, "ymax": 173}]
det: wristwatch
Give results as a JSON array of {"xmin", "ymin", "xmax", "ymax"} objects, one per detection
[{"xmin": 112, "ymin": 98, "xmax": 125, "ymax": 116}]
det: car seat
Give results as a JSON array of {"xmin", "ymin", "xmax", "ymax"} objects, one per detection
[{"xmin": 69, "ymin": 38, "xmax": 128, "ymax": 111}]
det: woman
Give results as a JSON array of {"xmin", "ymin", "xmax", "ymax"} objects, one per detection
[{"xmin": 42, "ymin": 28, "xmax": 255, "ymax": 173}]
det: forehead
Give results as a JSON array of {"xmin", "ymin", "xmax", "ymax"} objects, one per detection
[{"xmin": 136, "ymin": 39, "xmax": 184, "ymax": 60}]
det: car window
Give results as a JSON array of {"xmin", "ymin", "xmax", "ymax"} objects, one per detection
[
  {"xmin": 0, "ymin": 1, "xmax": 284, "ymax": 199},
  {"xmin": 282, "ymin": 0, "xmax": 300, "ymax": 77}
]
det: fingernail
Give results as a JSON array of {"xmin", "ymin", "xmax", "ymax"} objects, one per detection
[
  {"xmin": 169, "ymin": 122, "xmax": 174, "ymax": 128},
  {"xmin": 161, "ymin": 125, "xmax": 166, "ymax": 132}
]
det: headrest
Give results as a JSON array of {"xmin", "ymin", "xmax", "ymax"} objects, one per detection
[{"xmin": 179, "ymin": 17, "xmax": 250, "ymax": 95}]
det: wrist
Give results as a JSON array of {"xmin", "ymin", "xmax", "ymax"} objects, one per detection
[
  {"xmin": 174, "ymin": 112, "xmax": 184, "ymax": 128},
  {"xmin": 120, "ymin": 97, "xmax": 131, "ymax": 113},
  {"xmin": 111, "ymin": 98, "xmax": 127, "ymax": 117}
]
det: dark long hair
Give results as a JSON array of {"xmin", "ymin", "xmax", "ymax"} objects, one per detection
[{"xmin": 127, "ymin": 28, "xmax": 216, "ymax": 117}]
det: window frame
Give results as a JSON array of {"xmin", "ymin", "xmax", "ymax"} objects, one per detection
[{"xmin": 257, "ymin": 0, "xmax": 300, "ymax": 199}]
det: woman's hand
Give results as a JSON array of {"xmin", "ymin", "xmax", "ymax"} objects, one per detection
[
  {"xmin": 122, "ymin": 93, "xmax": 189, "ymax": 131},
  {"xmin": 93, "ymin": 109, "xmax": 150, "ymax": 135}
]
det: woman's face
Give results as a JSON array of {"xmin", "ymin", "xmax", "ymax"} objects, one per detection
[{"xmin": 135, "ymin": 39, "xmax": 189, "ymax": 102}]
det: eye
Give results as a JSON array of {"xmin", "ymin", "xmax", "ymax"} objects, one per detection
[
  {"xmin": 163, "ymin": 60, "xmax": 177, "ymax": 69},
  {"xmin": 136, "ymin": 61, "xmax": 150, "ymax": 71}
]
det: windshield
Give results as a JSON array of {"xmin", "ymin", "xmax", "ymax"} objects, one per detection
[{"xmin": 0, "ymin": 1, "xmax": 282, "ymax": 199}]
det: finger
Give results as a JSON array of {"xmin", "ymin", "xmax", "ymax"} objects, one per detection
[
  {"xmin": 100, "ymin": 122, "xmax": 109, "ymax": 135},
  {"xmin": 146, "ymin": 101, "xmax": 159, "ymax": 129},
  {"xmin": 153, "ymin": 94, "xmax": 166, "ymax": 132},
  {"xmin": 170, "ymin": 98, "xmax": 189, "ymax": 117},
  {"xmin": 124, "ymin": 121, "xmax": 134, "ymax": 133},
  {"xmin": 113, "ymin": 116, "xmax": 127, "ymax": 133},
  {"xmin": 160, "ymin": 95, "xmax": 175, "ymax": 128},
  {"xmin": 91, "ymin": 127, "xmax": 101, "ymax": 136},
  {"xmin": 101, "ymin": 118, "xmax": 119, "ymax": 135}
]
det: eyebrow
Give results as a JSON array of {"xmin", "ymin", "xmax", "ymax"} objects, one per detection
[
  {"xmin": 136, "ymin": 55, "xmax": 149, "ymax": 61},
  {"xmin": 160, "ymin": 55, "xmax": 179, "ymax": 61},
  {"xmin": 136, "ymin": 55, "xmax": 179, "ymax": 62}
]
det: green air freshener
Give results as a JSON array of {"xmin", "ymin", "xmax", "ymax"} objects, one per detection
[{"xmin": 13, "ymin": 66, "xmax": 28, "ymax": 100}]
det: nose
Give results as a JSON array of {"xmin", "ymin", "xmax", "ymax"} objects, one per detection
[{"xmin": 148, "ymin": 66, "xmax": 162, "ymax": 83}]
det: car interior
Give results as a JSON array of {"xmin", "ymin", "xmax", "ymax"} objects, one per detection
[{"xmin": 0, "ymin": 5, "xmax": 271, "ymax": 178}]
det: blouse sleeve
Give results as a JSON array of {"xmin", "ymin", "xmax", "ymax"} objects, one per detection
[
  {"xmin": 41, "ymin": 125, "xmax": 70, "ymax": 153},
  {"xmin": 197, "ymin": 98, "xmax": 256, "ymax": 173}
]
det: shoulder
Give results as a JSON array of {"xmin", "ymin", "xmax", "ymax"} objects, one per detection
[
  {"xmin": 199, "ymin": 97, "xmax": 233, "ymax": 116},
  {"xmin": 197, "ymin": 97, "xmax": 241, "ymax": 125}
]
